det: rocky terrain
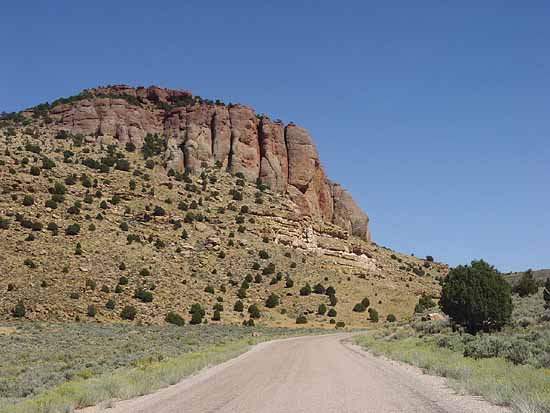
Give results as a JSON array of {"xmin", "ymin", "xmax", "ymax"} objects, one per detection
[
  {"xmin": 24, "ymin": 85, "xmax": 370, "ymax": 240},
  {"xmin": 0, "ymin": 86, "xmax": 446, "ymax": 328}
]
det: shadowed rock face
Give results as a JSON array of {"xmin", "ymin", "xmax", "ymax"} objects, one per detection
[{"xmin": 45, "ymin": 85, "xmax": 370, "ymax": 240}]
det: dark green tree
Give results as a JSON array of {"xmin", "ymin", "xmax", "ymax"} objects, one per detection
[
  {"xmin": 248, "ymin": 304, "xmax": 261, "ymax": 319},
  {"xmin": 233, "ymin": 300, "xmax": 244, "ymax": 312},
  {"xmin": 440, "ymin": 260, "xmax": 512, "ymax": 334},
  {"xmin": 265, "ymin": 293, "xmax": 280, "ymax": 308},
  {"xmin": 512, "ymin": 269, "xmax": 539, "ymax": 297}
]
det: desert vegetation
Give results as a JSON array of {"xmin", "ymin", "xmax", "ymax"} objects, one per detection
[
  {"xmin": 0, "ymin": 323, "xmax": 321, "ymax": 412},
  {"xmin": 355, "ymin": 261, "xmax": 550, "ymax": 413}
]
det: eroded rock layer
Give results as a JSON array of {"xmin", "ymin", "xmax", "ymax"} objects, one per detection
[{"xmin": 42, "ymin": 85, "xmax": 370, "ymax": 240}]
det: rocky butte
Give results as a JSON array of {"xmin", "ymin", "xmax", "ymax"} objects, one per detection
[{"xmin": 27, "ymin": 85, "xmax": 370, "ymax": 240}]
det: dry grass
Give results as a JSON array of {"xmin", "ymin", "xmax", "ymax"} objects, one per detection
[
  {"xmin": 0, "ymin": 124, "xmax": 444, "ymax": 330},
  {"xmin": 355, "ymin": 327, "xmax": 550, "ymax": 413},
  {"xmin": 0, "ymin": 324, "xmax": 321, "ymax": 413}
]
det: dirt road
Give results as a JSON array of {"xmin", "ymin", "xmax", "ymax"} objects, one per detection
[{"xmin": 86, "ymin": 334, "xmax": 508, "ymax": 413}]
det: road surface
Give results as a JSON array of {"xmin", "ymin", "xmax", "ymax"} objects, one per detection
[{"xmin": 86, "ymin": 334, "xmax": 508, "ymax": 413}]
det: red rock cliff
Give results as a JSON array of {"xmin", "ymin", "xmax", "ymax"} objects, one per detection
[{"xmin": 45, "ymin": 85, "xmax": 370, "ymax": 240}]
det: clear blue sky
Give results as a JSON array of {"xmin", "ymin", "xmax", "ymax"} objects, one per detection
[{"xmin": 2, "ymin": 1, "xmax": 549, "ymax": 272}]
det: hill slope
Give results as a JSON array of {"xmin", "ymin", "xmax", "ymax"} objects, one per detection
[{"xmin": 0, "ymin": 87, "xmax": 446, "ymax": 328}]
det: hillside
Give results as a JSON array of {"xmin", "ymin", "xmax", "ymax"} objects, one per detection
[
  {"xmin": 0, "ymin": 86, "xmax": 446, "ymax": 328},
  {"xmin": 504, "ymin": 269, "xmax": 550, "ymax": 285}
]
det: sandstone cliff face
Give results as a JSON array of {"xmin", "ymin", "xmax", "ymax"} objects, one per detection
[{"xmin": 44, "ymin": 85, "xmax": 370, "ymax": 240}]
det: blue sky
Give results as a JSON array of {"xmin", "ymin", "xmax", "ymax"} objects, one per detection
[{"xmin": 2, "ymin": 1, "xmax": 549, "ymax": 272}]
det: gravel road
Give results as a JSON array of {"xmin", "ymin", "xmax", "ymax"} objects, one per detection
[{"xmin": 85, "ymin": 334, "xmax": 508, "ymax": 413}]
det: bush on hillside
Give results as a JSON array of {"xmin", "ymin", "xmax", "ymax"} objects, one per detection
[
  {"xmin": 265, "ymin": 293, "xmax": 280, "ymax": 308},
  {"xmin": 368, "ymin": 308, "xmax": 379, "ymax": 322},
  {"xmin": 296, "ymin": 314, "xmax": 307, "ymax": 324},
  {"xmin": 248, "ymin": 304, "xmax": 261, "ymax": 319},
  {"xmin": 120, "ymin": 305, "xmax": 137, "ymax": 320},
  {"xmin": 165, "ymin": 311, "xmax": 185, "ymax": 326},
  {"xmin": 414, "ymin": 293, "xmax": 435, "ymax": 313},
  {"xmin": 512, "ymin": 269, "xmax": 539, "ymax": 297}
]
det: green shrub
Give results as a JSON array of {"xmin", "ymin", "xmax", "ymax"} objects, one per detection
[
  {"xmin": 212, "ymin": 310, "xmax": 221, "ymax": 321},
  {"xmin": 368, "ymin": 308, "xmax": 379, "ymax": 322},
  {"xmin": 296, "ymin": 314, "xmax": 307, "ymax": 324},
  {"xmin": 204, "ymin": 285, "xmax": 215, "ymax": 294},
  {"xmin": 105, "ymin": 299, "xmax": 116, "ymax": 310},
  {"xmin": 386, "ymin": 313, "xmax": 397, "ymax": 322},
  {"xmin": 115, "ymin": 158, "xmax": 130, "ymax": 171},
  {"xmin": 327, "ymin": 308, "xmax": 337, "ymax": 317},
  {"xmin": 134, "ymin": 288, "xmax": 153, "ymax": 302},
  {"xmin": 119, "ymin": 222, "xmax": 129, "ymax": 231},
  {"xmin": 31, "ymin": 221, "xmax": 43, "ymax": 231},
  {"xmin": 318, "ymin": 303, "xmax": 327, "ymax": 315},
  {"xmin": 189, "ymin": 303, "xmax": 205, "ymax": 317},
  {"xmin": 259, "ymin": 250, "xmax": 269, "ymax": 259},
  {"xmin": 22, "ymin": 195, "xmax": 34, "ymax": 206},
  {"xmin": 53, "ymin": 182, "xmax": 67, "ymax": 195},
  {"xmin": 165, "ymin": 311, "xmax": 185, "ymax": 326},
  {"xmin": 326, "ymin": 286, "xmax": 336, "ymax": 296},
  {"xmin": 353, "ymin": 302, "xmax": 367, "ymax": 312},
  {"xmin": 248, "ymin": 304, "xmax": 261, "ymax": 319},
  {"xmin": 30, "ymin": 165, "xmax": 41, "ymax": 176},
  {"xmin": 415, "ymin": 293, "xmax": 435, "ymax": 313},
  {"xmin": 12, "ymin": 301, "xmax": 25, "ymax": 318},
  {"xmin": 120, "ymin": 305, "xmax": 137, "ymax": 320},
  {"xmin": 464, "ymin": 335, "xmax": 507, "ymax": 359},
  {"xmin": 190, "ymin": 311, "xmax": 203, "ymax": 325},
  {"xmin": 285, "ymin": 277, "xmax": 294, "ymax": 288},
  {"xmin": 70, "ymin": 292, "xmax": 80, "ymax": 299},
  {"xmin": 361, "ymin": 297, "xmax": 370, "ymax": 307},
  {"xmin": 513, "ymin": 269, "xmax": 539, "ymax": 297},
  {"xmin": 440, "ymin": 260, "xmax": 512, "ymax": 334},
  {"xmin": 299, "ymin": 283, "xmax": 312, "ymax": 296},
  {"xmin": 313, "ymin": 283, "xmax": 325, "ymax": 294},
  {"xmin": 0, "ymin": 217, "xmax": 9, "ymax": 230},
  {"xmin": 234, "ymin": 300, "xmax": 244, "ymax": 312},
  {"xmin": 87, "ymin": 305, "xmax": 97, "ymax": 317},
  {"xmin": 335, "ymin": 321, "xmax": 346, "ymax": 328},
  {"xmin": 265, "ymin": 293, "xmax": 280, "ymax": 308},
  {"xmin": 153, "ymin": 206, "xmax": 166, "ymax": 216},
  {"xmin": 65, "ymin": 223, "xmax": 80, "ymax": 235}
]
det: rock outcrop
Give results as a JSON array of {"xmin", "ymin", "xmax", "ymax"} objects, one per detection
[{"xmin": 41, "ymin": 85, "xmax": 370, "ymax": 240}]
